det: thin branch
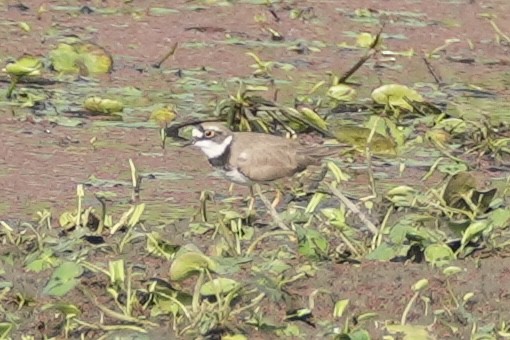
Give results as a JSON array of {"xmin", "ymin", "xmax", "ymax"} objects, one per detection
[
  {"xmin": 152, "ymin": 42, "xmax": 179, "ymax": 68},
  {"xmin": 337, "ymin": 24, "xmax": 385, "ymax": 84},
  {"xmin": 327, "ymin": 183, "xmax": 379, "ymax": 235}
]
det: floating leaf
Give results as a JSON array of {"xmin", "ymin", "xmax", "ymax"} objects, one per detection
[
  {"xmin": 18, "ymin": 22, "xmax": 31, "ymax": 32},
  {"xmin": 461, "ymin": 220, "xmax": 491, "ymax": 246},
  {"xmin": 434, "ymin": 118, "xmax": 468, "ymax": 135},
  {"xmin": 146, "ymin": 232, "xmax": 180, "ymax": 260},
  {"xmin": 49, "ymin": 42, "xmax": 113, "ymax": 74},
  {"xmin": 443, "ymin": 172, "xmax": 496, "ymax": 213},
  {"xmin": 4, "ymin": 55, "xmax": 42, "ymax": 77},
  {"xmin": 443, "ymin": 172, "xmax": 477, "ymax": 208},
  {"xmin": 150, "ymin": 106, "xmax": 177, "ymax": 126},
  {"xmin": 84, "ymin": 96, "xmax": 124, "ymax": 114},
  {"xmin": 331, "ymin": 126, "xmax": 397, "ymax": 156},
  {"xmin": 200, "ymin": 277, "xmax": 239, "ymax": 297},
  {"xmin": 385, "ymin": 324, "xmax": 431, "ymax": 340},
  {"xmin": 169, "ymin": 246, "xmax": 219, "ymax": 281},
  {"xmin": 356, "ymin": 32, "xmax": 376, "ymax": 48},
  {"xmin": 327, "ymin": 84, "xmax": 357, "ymax": 101},
  {"xmin": 424, "ymin": 244, "xmax": 455, "ymax": 267},
  {"xmin": 365, "ymin": 115, "xmax": 406, "ymax": 147},
  {"xmin": 43, "ymin": 261, "xmax": 83, "ymax": 296},
  {"xmin": 371, "ymin": 84, "xmax": 424, "ymax": 111}
]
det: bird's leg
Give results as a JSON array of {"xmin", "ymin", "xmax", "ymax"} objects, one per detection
[
  {"xmin": 271, "ymin": 188, "xmax": 283, "ymax": 208},
  {"xmin": 254, "ymin": 184, "xmax": 290, "ymax": 230},
  {"xmin": 246, "ymin": 185, "xmax": 256, "ymax": 215}
]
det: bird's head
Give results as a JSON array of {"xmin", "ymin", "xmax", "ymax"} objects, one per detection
[{"xmin": 191, "ymin": 123, "xmax": 234, "ymax": 159}]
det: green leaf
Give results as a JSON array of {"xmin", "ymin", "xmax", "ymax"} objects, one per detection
[
  {"xmin": 49, "ymin": 42, "xmax": 113, "ymax": 74},
  {"xmin": 371, "ymin": 84, "xmax": 424, "ymax": 111},
  {"xmin": 0, "ymin": 322, "xmax": 14, "ymax": 339},
  {"xmin": 146, "ymin": 232, "xmax": 180, "ymax": 260},
  {"xmin": 296, "ymin": 227, "xmax": 329, "ymax": 259},
  {"xmin": 461, "ymin": 220, "xmax": 491, "ymax": 247},
  {"xmin": 299, "ymin": 107, "xmax": 328, "ymax": 130},
  {"xmin": 108, "ymin": 259, "xmax": 125, "ymax": 286},
  {"xmin": 333, "ymin": 299, "xmax": 349, "ymax": 318},
  {"xmin": 200, "ymin": 278, "xmax": 239, "ymax": 297},
  {"xmin": 4, "ymin": 55, "xmax": 42, "ymax": 77},
  {"xmin": 412, "ymin": 279, "xmax": 429, "ymax": 292},
  {"xmin": 326, "ymin": 161, "xmax": 351, "ymax": 182},
  {"xmin": 443, "ymin": 266, "xmax": 463, "ymax": 276},
  {"xmin": 331, "ymin": 126, "xmax": 397, "ymax": 156},
  {"xmin": 386, "ymin": 185, "xmax": 416, "ymax": 207},
  {"xmin": 366, "ymin": 243, "xmax": 402, "ymax": 261},
  {"xmin": 150, "ymin": 106, "xmax": 177, "ymax": 125},
  {"xmin": 148, "ymin": 7, "xmax": 180, "ymax": 15},
  {"xmin": 385, "ymin": 324, "xmax": 431, "ymax": 340},
  {"xmin": 489, "ymin": 208, "xmax": 510, "ymax": 229},
  {"xmin": 340, "ymin": 329, "xmax": 371, "ymax": 340},
  {"xmin": 327, "ymin": 84, "xmax": 357, "ymax": 101},
  {"xmin": 222, "ymin": 335, "xmax": 248, "ymax": 340},
  {"xmin": 424, "ymin": 244, "xmax": 455, "ymax": 267},
  {"xmin": 434, "ymin": 118, "xmax": 468, "ymax": 134},
  {"xmin": 25, "ymin": 249, "xmax": 59, "ymax": 272},
  {"xmin": 321, "ymin": 206, "xmax": 347, "ymax": 229},
  {"xmin": 128, "ymin": 203, "xmax": 145, "ymax": 227},
  {"xmin": 84, "ymin": 96, "xmax": 124, "ymax": 114},
  {"xmin": 43, "ymin": 262, "xmax": 83, "ymax": 297},
  {"xmin": 169, "ymin": 246, "xmax": 219, "ymax": 281},
  {"xmin": 42, "ymin": 303, "xmax": 81, "ymax": 316},
  {"xmin": 356, "ymin": 32, "xmax": 376, "ymax": 48}
]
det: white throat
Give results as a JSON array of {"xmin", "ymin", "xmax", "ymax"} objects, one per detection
[{"xmin": 194, "ymin": 135, "xmax": 233, "ymax": 159}]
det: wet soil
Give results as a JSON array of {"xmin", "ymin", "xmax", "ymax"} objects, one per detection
[{"xmin": 1, "ymin": 0, "xmax": 510, "ymax": 338}]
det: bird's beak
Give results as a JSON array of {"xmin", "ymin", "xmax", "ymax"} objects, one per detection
[
  {"xmin": 189, "ymin": 127, "xmax": 203, "ymax": 146},
  {"xmin": 182, "ymin": 139, "xmax": 195, "ymax": 147}
]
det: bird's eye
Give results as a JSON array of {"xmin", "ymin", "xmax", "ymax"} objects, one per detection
[{"xmin": 204, "ymin": 130, "xmax": 215, "ymax": 138}]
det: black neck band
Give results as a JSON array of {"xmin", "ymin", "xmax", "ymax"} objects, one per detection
[{"xmin": 208, "ymin": 143, "xmax": 231, "ymax": 168}]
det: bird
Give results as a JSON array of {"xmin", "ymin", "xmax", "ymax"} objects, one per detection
[{"xmin": 190, "ymin": 122, "xmax": 340, "ymax": 188}]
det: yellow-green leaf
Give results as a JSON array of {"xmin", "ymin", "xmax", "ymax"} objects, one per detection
[
  {"xmin": 169, "ymin": 247, "xmax": 219, "ymax": 281},
  {"xmin": 299, "ymin": 107, "xmax": 328, "ymax": 130},
  {"xmin": 150, "ymin": 106, "xmax": 177, "ymax": 125},
  {"xmin": 4, "ymin": 55, "xmax": 42, "ymax": 77},
  {"xmin": 84, "ymin": 97, "xmax": 124, "ymax": 114},
  {"xmin": 50, "ymin": 42, "xmax": 113, "ymax": 74},
  {"xmin": 371, "ymin": 84, "xmax": 424, "ymax": 111},
  {"xmin": 200, "ymin": 277, "xmax": 239, "ymax": 297},
  {"xmin": 327, "ymin": 84, "xmax": 357, "ymax": 101}
]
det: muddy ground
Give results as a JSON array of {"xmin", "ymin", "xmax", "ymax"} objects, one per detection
[{"xmin": 1, "ymin": 0, "xmax": 510, "ymax": 339}]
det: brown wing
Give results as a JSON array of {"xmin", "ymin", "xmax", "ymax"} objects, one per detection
[{"xmin": 230, "ymin": 133, "xmax": 309, "ymax": 182}]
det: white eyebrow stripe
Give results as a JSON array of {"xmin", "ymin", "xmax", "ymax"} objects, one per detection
[{"xmin": 191, "ymin": 128, "xmax": 204, "ymax": 138}]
